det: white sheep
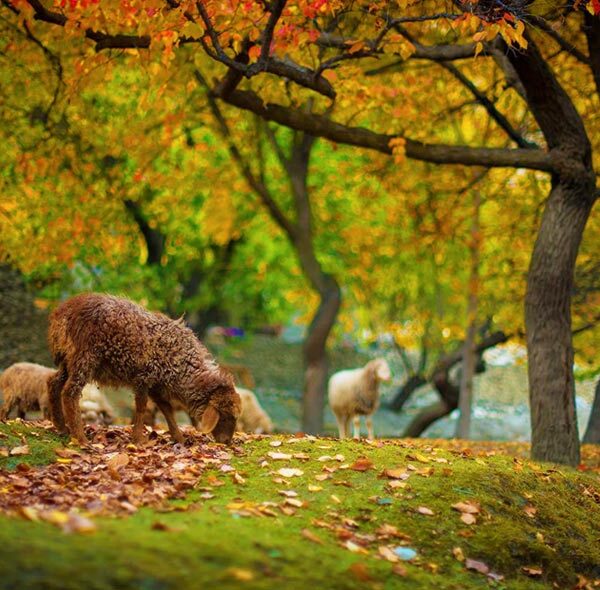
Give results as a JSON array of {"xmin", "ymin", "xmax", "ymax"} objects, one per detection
[
  {"xmin": 235, "ymin": 387, "xmax": 273, "ymax": 434},
  {"xmin": 328, "ymin": 358, "xmax": 391, "ymax": 440},
  {"xmin": 79, "ymin": 383, "xmax": 116, "ymax": 425}
]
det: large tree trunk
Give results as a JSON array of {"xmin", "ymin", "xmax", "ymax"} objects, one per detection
[
  {"xmin": 525, "ymin": 186, "xmax": 593, "ymax": 465},
  {"xmin": 583, "ymin": 380, "xmax": 600, "ymax": 445},
  {"xmin": 507, "ymin": 36, "xmax": 597, "ymax": 466}
]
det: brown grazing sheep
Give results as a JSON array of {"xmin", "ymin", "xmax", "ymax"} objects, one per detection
[
  {"xmin": 47, "ymin": 293, "xmax": 241, "ymax": 445},
  {"xmin": 142, "ymin": 386, "xmax": 274, "ymax": 435},
  {"xmin": 0, "ymin": 362, "xmax": 54, "ymax": 420}
]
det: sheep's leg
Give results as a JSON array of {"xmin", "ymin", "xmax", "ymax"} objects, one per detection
[
  {"xmin": 48, "ymin": 366, "xmax": 68, "ymax": 434},
  {"xmin": 366, "ymin": 415, "xmax": 374, "ymax": 440},
  {"xmin": 154, "ymin": 398, "xmax": 185, "ymax": 444},
  {"xmin": 61, "ymin": 374, "xmax": 88, "ymax": 444},
  {"xmin": 0, "ymin": 399, "xmax": 15, "ymax": 421},
  {"xmin": 189, "ymin": 414, "xmax": 198, "ymax": 428},
  {"xmin": 132, "ymin": 391, "xmax": 149, "ymax": 444},
  {"xmin": 335, "ymin": 414, "xmax": 346, "ymax": 439},
  {"xmin": 353, "ymin": 416, "xmax": 361, "ymax": 440},
  {"xmin": 17, "ymin": 408, "xmax": 26, "ymax": 419}
]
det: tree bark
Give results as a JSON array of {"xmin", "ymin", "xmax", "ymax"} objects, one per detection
[
  {"xmin": 506, "ymin": 35, "xmax": 597, "ymax": 466},
  {"xmin": 402, "ymin": 330, "xmax": 507, "ymax": 437},
  {"xmin": 456, "ymin": 191, "xmax": 481, "ymax": 439},
  {"xmin": 583, "ymin": 379, "xmax": 600, "ymax": 445},
  {"xmin": 302, "ymin": 277, "xmax": 341, "ymax": 434},
  {"xmin": 388, "ymin": 374, "xmax": 427, "ymax": 412}
]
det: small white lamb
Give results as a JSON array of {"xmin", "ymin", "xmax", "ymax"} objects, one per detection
[{"xmin": 328, "ymin": 358, "xmax": 391, "ymax": 440}]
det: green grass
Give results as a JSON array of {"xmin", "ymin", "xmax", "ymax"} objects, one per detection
[
  {"xmin": 0, "ymin": 420, "xmax": 65, "ymax": 470},
  {"xmin": 0, "ymin": 423, "xmax": 599, "ymax": 589}
]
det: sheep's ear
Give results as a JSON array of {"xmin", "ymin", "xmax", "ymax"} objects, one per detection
[{"xmin": 199, "ymin": 405, "xmax": 220, "ymax": 433}]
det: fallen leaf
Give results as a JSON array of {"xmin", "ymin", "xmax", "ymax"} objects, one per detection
[
  {"xmin": 314, "ymin": 473, "xmax": 330, "ymax": 481},
  {"xmin": 392, "ymin": 563, "xmax": 408, "ymax": 577},
  {"xmin": 382, "ymin": 468, "xmax": 406, "ymax": 479},
  {"xmin": 378, "ymin": 546, "xmax": 399, "ymax": 563},
  {"xmin": 522, "ymin": 566, "xmax": 543, "ymax": 577},
  {"xmin": 301, "ymin": 528, "xmax": 324, "ymax": 545},
  {"xmin": 106, "ymin": 452, "xmax": 129, "ymax": 476},
  {"xmin": 62, "ymin": 512, "xmax": 97, "ymax": 534},
  {"xmin": 343, "ymin": 540, "xmax": 368, "ymax": 554},
  {"xmin": 9, "ymin": 445, "xmax": 30, "ymax": 456},
  {"xmin": 330, "ymin": 494, "xmax": 341, "ymax": 504},
  {"xmin": 279, "ymin": 490, "xmax": 298, "ymax": 498},
  {"xmin": 387, "ymin": 480, "xmax": 407, "ymax": 489},
  {"xmin": 465, "ymin": 558, "xmax": 489, "ymax": 575},
  {"xmin": 451, "ymin": 501, "xmax": 480, "ymax": 514},
  {"xmin": 226, "ymin": 568, "xmax": 254, "ymax": 581},
  {"xmin": 308, "ymin": 485, "xmax": 322, "ymax": 492},
  {"xmin": 460, "ymin": 513, "xmax": 477, "ymax": 525},
  {"xmin": 233, "ymin": 472, "xmax": 246, "ymax": 484},
  {"xmin": 417, "ymin": 506, "xmax": 434, "ymax": 516},
  {"xmin": 452, "ymin": 547, "xmax": 465, "ymax": 562},
  {"xmin": 348, "ymin": 562, "xmax": 372, "ymax": 581},
  {"xmin": 277, "ymin": 468, "xmax": 304, "ymax": 478},
  {"xmin": 284, "ymin": 498, "xmax": 304, "ymax": 508},
  {"xmin": 524, "ymin": 505, "xmax": 537, "ymax": 518},
  {"xmin": 19, "ymin": 506, "xmax": 39, "ymax": 521},
  {"xmin": 267, "ymin": 452, "xmax": 292, "ymax": 460},
  {"xmin": 269, "ymin": 440, "xmax": 282, "ymax": 447},
  {"xmin": 350, "ymin": 457, "xmax": 374, "ymax": 472}
]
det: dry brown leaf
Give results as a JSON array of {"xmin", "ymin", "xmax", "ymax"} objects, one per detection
[
  {"xmin": 348, "ymin": 562, "xmax": 372, "ymax": 581},
  {"xmin": 350, "ymin": 457, "xmax": 374, "ymax": 472},
  {"xmin": 460, "ymin": 513, "xmax": 477, "ymax": 525},
  {"xmin": 267, "ymin": 451, "xmax": 292, "ymax": 460},
  {"xmin": 451, "ymin": 501, "xmax": 480, "ymax": 514},
  {"xmin": 524, "ymin": 505, "xmax": 537, "ymax": 518},
  {"xmin": 522, "ymin": 566, "xmax": 543, "ymax": 577},
  {"xmin": 301, "ymin": 528, "xmax": 324, "ymax": 545},
  {"xmin": 392, "ymin": 563, "xmax": 408, "ymax": 577},
  {"xmin": 452, "ymin": 547, "xmax": 465, "ymax": 562},
  {"xmin": 378, "ymin": 546, "xmax": 399, "ymax": 563},
  {"xmin": 62, "ymin": 512, "xmax": 97, "ymax": 534},
  {"xmin": 9, "ymin": 445, "xmax": 30, "ymax": 456}
]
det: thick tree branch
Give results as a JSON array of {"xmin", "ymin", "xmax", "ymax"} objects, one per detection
[{"xmin": 217, "ymin": 88, "xmax": 553, "ymax": 171}]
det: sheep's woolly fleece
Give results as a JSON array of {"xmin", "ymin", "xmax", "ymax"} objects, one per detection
[{"xmin": 0, "ymin": 422, "xmax": 246, "ymax": 527}]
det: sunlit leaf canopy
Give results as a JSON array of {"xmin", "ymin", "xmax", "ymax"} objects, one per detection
[{"xmin": 0, "ymin": 0, "xmax": 598, "ymax": 369}]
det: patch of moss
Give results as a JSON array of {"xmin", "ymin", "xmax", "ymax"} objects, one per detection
[{"xmin": 0, "ymin": 432, "xmax": 599, "ymax": 589}]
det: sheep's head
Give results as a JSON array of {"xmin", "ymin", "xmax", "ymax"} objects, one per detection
[
  {"xmin": 371, "ymin": 358, "xmax": 391, "ymax": 382},
  {"xmin": 197, "ymin": 385, "xmax": 242, "ymax": 444}
]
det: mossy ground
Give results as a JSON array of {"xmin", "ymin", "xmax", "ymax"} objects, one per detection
[{"xmin": 0, "ymin": 421, "xmax": 599, "ymax": 590}]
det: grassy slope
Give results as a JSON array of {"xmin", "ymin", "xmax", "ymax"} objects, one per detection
[{"xmin": 0, "ymin": 422, "xmax": 599, "ymax": 590}]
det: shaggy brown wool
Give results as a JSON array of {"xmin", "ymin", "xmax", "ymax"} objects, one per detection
[
  {"xmin": 48, "ymin": 293, "xmax": 241, "ymax": 445},
  {"xmin": 0, "ymin": 362, "xmax": 55, "ymax": 420}
]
